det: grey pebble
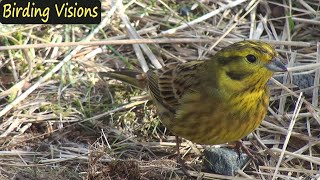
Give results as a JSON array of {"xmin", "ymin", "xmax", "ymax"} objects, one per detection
[
  {"xmin": 271, "ymin": 74, "xmax": 316, "ymax": 97},
  {"xmin": 203, "ymin": 147, "xmax": 249, "ymax": 176}
]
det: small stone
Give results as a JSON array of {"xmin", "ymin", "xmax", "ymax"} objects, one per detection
[
  {"xmin": 292, "ymin": 74, "xmax": 314, "ymax": 97},
  {"xmin": 179, "ymin": 6, "xmax": 192, "ymax": 16},
  {"xmin": 203, "ymin": 147, "xmax": 249, "ymax": 176},
  {"xmin": 271, "ymin": 74, "xmax": 316, "ymax": 97}
]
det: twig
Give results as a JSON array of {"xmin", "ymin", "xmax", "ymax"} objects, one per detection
[
  {"xmin": 0, "ymin": 4, "xmax": 118, "ymax": 132},
  {"xmin": 270, "ymin": 78, "xmax": 320, "ymax": 125},
  {"xmin": 0, "ymin": 38, "xmax": 315, "ymax": 51},
  {"xmin": 271, "ymin": 148, "xmax": 320, "ymax": 166},
  {"xmin": 312, "ymin": 42, "xmax": 320, "ymax": 106},
  {"xmin": 116, "ymin": 0, "xmax": 157, "ymax": 71},
  {"xmin": 204, "ymin": 0, "xmax": 261, "ymax": 55},
  {"xmin": 272, "ymin": 92, "xmax": 303, "ymax": 180},
  {"xmin": 296, "ymin": 0, "xmax": 317, "ymax": 15},
  {"xmin": 161, "ymin": 0, "xmax": 249, "ymax": 35}
]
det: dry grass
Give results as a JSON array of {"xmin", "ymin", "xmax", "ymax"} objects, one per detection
[{"xmin": 0, "ymin": 0, "xmax": 320, "ymax": 179}]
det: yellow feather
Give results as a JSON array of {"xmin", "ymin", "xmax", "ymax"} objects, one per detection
[{"xmin": 103, "ymin": 40, "xmax": 287, "ymax": 145}]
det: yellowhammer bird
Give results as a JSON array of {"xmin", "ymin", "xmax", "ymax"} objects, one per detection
[{"xmin": 102, "ymin": 40, "xmax": 287, "ymax": 146}]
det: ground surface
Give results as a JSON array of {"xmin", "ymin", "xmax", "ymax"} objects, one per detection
[{"xmin": 0, "ymin": 0, "xmax": 320, "ymax": 179}]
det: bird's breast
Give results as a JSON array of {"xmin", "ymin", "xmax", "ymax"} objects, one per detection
[{"xmin": 162, "ymin": 89, "xmax": 269, "ymax": 145}]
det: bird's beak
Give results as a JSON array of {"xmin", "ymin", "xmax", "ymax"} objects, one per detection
[{"xmin": 266, "ymin": 57, "xmax": 287, "ymax": 72}]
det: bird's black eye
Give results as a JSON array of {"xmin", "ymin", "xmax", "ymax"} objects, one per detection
[{"xmin": 246, "ymin": 54, "xmax": 257, "ymax": 63}]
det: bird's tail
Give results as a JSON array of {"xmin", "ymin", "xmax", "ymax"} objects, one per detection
[{"xmin": 99, "ymin": 70, "xmax": 147, "ymax": 90}]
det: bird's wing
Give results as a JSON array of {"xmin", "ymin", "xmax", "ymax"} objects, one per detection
[{"xmin": 147, "ymin": 61, "xmax": 203, "ymax": 113}]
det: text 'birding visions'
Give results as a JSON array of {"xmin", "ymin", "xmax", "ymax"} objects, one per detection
[{"xmin": 0, "ymin": 0, "xmax": 101, "ymax": 24}]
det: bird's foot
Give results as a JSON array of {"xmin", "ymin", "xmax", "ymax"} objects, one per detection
[
  {"xmin": 176, "ymin": 157, "xmax": 191, "ymax": 177},
  {"xmin": 233, "ymin": 140, "xmax": 264, "ymax": 164}
]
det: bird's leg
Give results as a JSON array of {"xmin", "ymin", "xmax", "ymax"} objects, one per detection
[
  {"xmin": 175, "ymin": 135, "xmax": 182, "ymax": 163},
  {"xmin": 233, "ymin": 140, "xmax": 264, "ymax": 163},
  {"xmin": 234, "ymin": 140, "xmax": 256, "ymax": 159},
  {"xmin": 175, "ymin": 136, "xmax": 190, "ymax": 176},
  {"xmin": 175, "ymin": 136, "xmax": 188, "ymax": 165}
]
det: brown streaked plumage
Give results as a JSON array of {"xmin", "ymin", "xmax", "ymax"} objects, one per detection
[{"xmin": 102, "ymin": 40, "xmax": 287, "ymax": 145}]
